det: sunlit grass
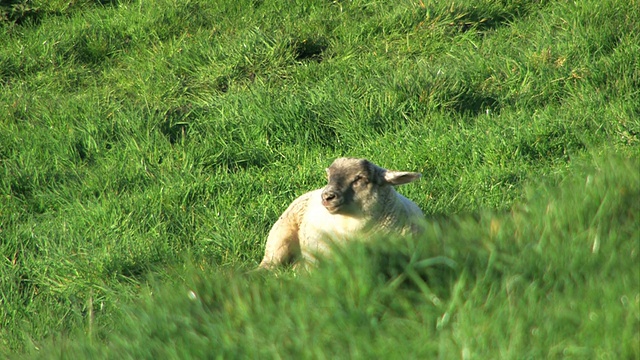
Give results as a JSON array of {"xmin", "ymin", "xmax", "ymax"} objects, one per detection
[{"xmin": 1, "ymin": 0, "xmax": 638, "ymax": 357}]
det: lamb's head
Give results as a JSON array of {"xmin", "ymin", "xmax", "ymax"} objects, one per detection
[{"xmin": 321, "ymin": 158, "xmax": 422, "ymax": 215}]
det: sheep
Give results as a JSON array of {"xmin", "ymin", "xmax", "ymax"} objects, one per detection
[{"xmin": 259, "ymin": 157, "xmax": 425, "ymax": 269}]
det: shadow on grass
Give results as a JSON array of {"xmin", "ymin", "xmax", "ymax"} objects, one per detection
[
  {"xmin": 290, "ymin": 36, "xmax": 328, "ymax": 62},
  {"xmin": 1, "ymin": 0, "xmax": 45, "ymax": 26},
  {"xmin": 443, "ymin": 0, "xmax": 547, "ymax": 35},
  {"xmin": 1, "ymin": 0, "xmax": 129, "ymax": 26}
]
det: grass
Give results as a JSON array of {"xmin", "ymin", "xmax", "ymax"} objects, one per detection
[{"xmin": 1, "ymin": 0, "xmax": 638, "ymax": 358}]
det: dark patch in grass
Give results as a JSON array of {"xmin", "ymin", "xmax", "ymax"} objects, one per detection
[
  {"xmin": 448, "ymin": 91, "xmax": 499, "ymax": 116},
  {"xmin": 291, "ymin": 36, "xmax": 328, "ymax": 62},
  {"xmin": 596, "ymin": 33, "xmax": 623, "ymax": 58},
  {"xmin": 214, "ymin": 65, "xmax": 257, "ymax": 93},
  {"xmin": 312, "ymin": 115, "xmax": 349, "ymax": 149},
  {"xmin": 0, "ymin": 0, "xmax": 44, "ymax": 26},
  {"xmin": 267, "ymin": 106, "xmax": 342, "ymax": 149},
  {"xmin": 72, "ymin": 30, "xmax": 133, "ymax": 65},
  {"xmin": 102, "ymin": 256, "xmax": 154, "ymax": 280},
  {"xmin": 449, "ymin": 11, "xmax": 513, "ymax": 34},
  {"xmin": 0, "ymin": 0, "xmax": 130, "ymax": 27},
  {"xmin": 160, "ymin": 120, "xmax": 189, "ymax": 145},
  {"xmin": 423, "ymin": 86, "xmax": 500, "ymax": 116},
  {"xmin": 160, "ymin": 105, "xmax": 192, "ymax": 145},
  {"xmin": 149, "ymin": 1, "xmax": 216, "ymax": 41},
  {"xmin": 250, "ymin": 0, "xmax": 264, "ymax": 8},
  {"xmin": 202, "ymin": 146, "xmax": 273, "ymax": 173},
  {"xmin": 73, "ymin": 139, "xmax": 96, "ymax": 164},
  {"xmin": 73, "ymin": 140, "xmax": 90, "ymax": 163},
  {"xmin": 9, "ymin": 182, "xmax": 49, "ymax": 214},
  {"xmin": 9, "ymin": 173, "xmax": 33, "ymax": 202},
  {"xmin": 7, "ymin": 166, "xmax": 81, "ymax": 213},
  {"xmin": 416, "ymin": 73, "xmax": 501, "ymax": 116},
  {"xmin": 445, "ymin": 0, "xmax": 547, "ymax": 35},
  {"xmin": 214, "ymin": 75, "xmax": 230, "ymax": 93},
  {"xmin": 0, "ymin": 57, "xmax": 20, "ymax": 83},
  {"xmin": 1, "ymin": 265, "xmax": 41, "ymax": 317},
  {"xmin": 496, "ymin": 171, "xmax": 524, "ymax": 189},
  {"xmin": 364, "ymin": 112, "xmax": 396, "ymax": 135},
  {"xmin": 517, "ymin": 127, "xmax": 586, "ymax": 163},
  {"xmin": 118, "ymin": 261, "xmax": 151, "ymax": 279}
]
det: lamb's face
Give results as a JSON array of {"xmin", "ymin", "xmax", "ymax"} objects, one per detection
[{"xmin": 321, "ymin": 158, "xmax": 382, "ymax": 215}]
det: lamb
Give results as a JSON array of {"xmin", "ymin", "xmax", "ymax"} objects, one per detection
[{"xmin": 259, "ymin": 157, "xmax": 425, "ymax": 269}]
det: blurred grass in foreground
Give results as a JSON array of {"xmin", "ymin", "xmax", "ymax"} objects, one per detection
[{"xmin": 24, "ymin": 153, "xmax": 639, "ymax": 359}]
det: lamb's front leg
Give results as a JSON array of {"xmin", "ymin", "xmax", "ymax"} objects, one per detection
[
  {"xmin": 259, "ymin": 215, "xmax": 300, "ymax": 269},
  {"xmin": 258, "ymin": 193, "xmax": 311, "ymax": 269}
]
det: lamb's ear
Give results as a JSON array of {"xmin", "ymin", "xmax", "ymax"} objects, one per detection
[{"xmin": 382, "ymin": 170, "xmax": 422, "ymax": 185}]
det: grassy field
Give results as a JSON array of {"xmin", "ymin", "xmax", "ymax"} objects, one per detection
[{"xmin": 1, "ymin": 0, "xmax": 638, "ymax": 358}]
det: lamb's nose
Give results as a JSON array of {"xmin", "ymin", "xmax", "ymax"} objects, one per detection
[{"xmin": 322, "ymin": 190, "xmax": 337, "ymax": 201}]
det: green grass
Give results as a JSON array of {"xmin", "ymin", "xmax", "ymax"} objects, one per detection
[{"xmin": 1, "ymin": 0, "xmax": 638, "ymax": 358}]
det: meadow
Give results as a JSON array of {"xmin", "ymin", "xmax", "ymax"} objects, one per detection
[{"xmin": 1, "ymin": 0, "xmax": 638, "ymax": 358}]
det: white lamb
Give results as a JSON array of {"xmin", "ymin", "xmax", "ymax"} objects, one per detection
[{"xmin": 259, "ymin": 157, "xmax": 425, "ymax": 269}]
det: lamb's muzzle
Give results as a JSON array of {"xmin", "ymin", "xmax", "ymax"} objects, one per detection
[{"xmin": 320, "ymin": 189, "xmax": 342, "ymax": 213}]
